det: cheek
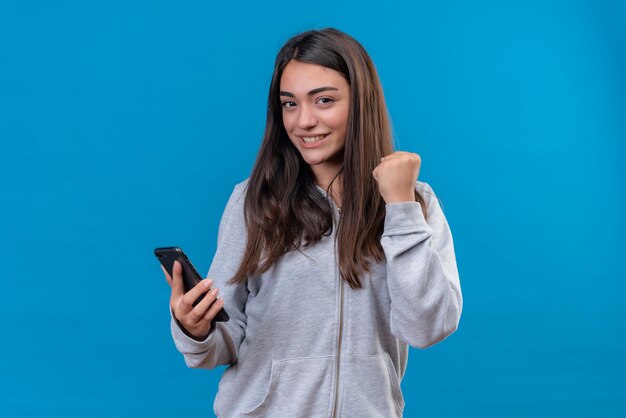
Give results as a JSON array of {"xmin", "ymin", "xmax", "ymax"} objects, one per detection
[
  {"xmin": 282, "ymin": 112, "xmax": 294, "ymax": 130},
  {"xmin": 327, "ymin": 107, "xmax": 349, "ymax": 130}
]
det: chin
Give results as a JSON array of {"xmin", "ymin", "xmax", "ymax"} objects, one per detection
[{"xmin": 301, "ymin": 153, "xmax": 331, "ymax": 164}]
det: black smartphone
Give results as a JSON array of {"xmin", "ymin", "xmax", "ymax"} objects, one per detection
[{"xmin": 154, "ymin": 246, "xmax": 229, "ymax": 322}]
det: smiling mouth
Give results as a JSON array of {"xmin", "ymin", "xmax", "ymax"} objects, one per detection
[{"xmin": 300, "ymin": 134, "xmax": 329, "ymax": 143}]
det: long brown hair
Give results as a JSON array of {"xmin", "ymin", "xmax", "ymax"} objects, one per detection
[{"xmin": 228, "ymin": 28, "xmax": 428, "ymax": 289}]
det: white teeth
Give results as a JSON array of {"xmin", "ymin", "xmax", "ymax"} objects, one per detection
[{"xmin": 302, "ymin": 134, "xmax": 327, "ymax": 143}]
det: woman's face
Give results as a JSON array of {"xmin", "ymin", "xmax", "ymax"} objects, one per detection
[{"xmin": 279, "ymin": 60, "xmax": 350, "ymax": 184}]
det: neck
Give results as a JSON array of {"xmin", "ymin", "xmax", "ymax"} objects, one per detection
[
  {"xmin": 311, "ymin": 164, "xmax": 342, "ymax": 189},
  {"xmin": 314, "ymin": 172, "xmax": 341, "ymax": 192},
  {"xmin": 313, "ymin": 171, "xmax": 342, "ymax": 209}
]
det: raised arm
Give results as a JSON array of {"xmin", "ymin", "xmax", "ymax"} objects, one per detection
[{"xmin": 381, "ymin": 181, "xmax": 463, "ymax": 348}]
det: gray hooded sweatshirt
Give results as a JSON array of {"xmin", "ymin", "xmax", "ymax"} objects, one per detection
[{"xmin": 170, "ymin": 178, "xmax": 463, "ymax": 417}]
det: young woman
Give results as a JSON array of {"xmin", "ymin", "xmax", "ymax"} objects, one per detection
[{"xmin": 162, "ymin": 27, "xmax": 462, "ymax": 417}]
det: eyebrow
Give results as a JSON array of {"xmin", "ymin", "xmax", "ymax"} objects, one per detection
[{"xmin": 279, "ymin": 86, "xmax": 339, "ymax": 97}]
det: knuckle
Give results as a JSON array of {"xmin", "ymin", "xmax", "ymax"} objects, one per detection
[
  {"xmin": 184, "ymin": 321, "xmax": 198, "ymax": 334},
  {"xmin": 178, "ymin": 316, "xmax": 190, "ymax": 328},
  {"xmin": 175, "ymin": 313, "xmax": 189, "ymax": 327},
  {"xmin": 188, "ymin": 309, "xmax": 202, "ymax": 322},
  {"xmin": 180, "ymin": 295, "xmax": 193, "ymax": 310}
]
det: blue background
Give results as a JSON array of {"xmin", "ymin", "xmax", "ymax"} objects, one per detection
[{"xmin": 1, "ymin": 1, "xmax": 624, "ymax": 417}]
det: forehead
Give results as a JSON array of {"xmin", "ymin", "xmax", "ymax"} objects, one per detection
[{"xmin": 280, "ymin": 61, "xmax": 347, "ymax": 91}]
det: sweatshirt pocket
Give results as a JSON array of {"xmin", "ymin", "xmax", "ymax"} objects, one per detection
[
  {"xmin": 240, "ymin": 356, "xmax": 333, "ymax": 417},
  {"xmin": 342, "ymin": 353, "xmax": 405, "ymax": 417}
]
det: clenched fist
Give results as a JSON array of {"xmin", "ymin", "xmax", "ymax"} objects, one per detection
[{"xmin": 372, "ymin": 151, "xmax": 421, "ymax": 204}]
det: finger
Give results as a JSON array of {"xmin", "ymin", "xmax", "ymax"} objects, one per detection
[
  {"xmin": 204, "ymin": 296, "xmax": 225, "ymax": 322},
  {"xmin": 384, "ymin": 154, "xmax": 401, "ymax": 163},
  {"xmin": 180, "ymin": 277, "xmax": 213, "ymax": 312},
  {"xmin": 189, "ymin": 285, "xmax": 219, "ymax": 321},
  {"xmin": 170, "ymin": 260, "xmax": 185, "ymax": 299}
]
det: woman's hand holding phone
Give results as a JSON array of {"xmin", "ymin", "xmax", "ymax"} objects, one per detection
[{"xmin": 162, "ymin": 260, "xmax": 225, "ymax": 341}]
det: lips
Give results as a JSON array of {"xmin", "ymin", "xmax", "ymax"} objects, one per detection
[{"xmin": 299, "ymin": 133, "xmax": 329, "ymax": 149}]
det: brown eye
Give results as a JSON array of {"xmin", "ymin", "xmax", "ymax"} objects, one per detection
[
  {"xmin": 282, "ymin": 101, "xmax": 296, "ymax": 108},
  {"xmin": 317, "ymin": 98, "xmax": 334, "ymax": 104}
]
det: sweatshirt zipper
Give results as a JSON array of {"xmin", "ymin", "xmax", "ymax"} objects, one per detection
[
  {"xmin": 331, "ymin": 275, "xmax": 344, "ymax": 418},
  {"xmin": 331, "ymin": 207, "xmax": 344, "ymax": 418}
]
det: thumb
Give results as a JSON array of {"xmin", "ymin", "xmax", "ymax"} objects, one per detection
[
  {"xmin": 372, "ymin": 166, "xmax": 379, "ymax": 182},
  {"xmin": 171, "ymin": 260, "xmax": 185, "ymax": 298}
]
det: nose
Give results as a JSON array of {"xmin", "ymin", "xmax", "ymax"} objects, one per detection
[{"xmin": 296, "ymin": 103, "xmax": 318, "ymax": 129}]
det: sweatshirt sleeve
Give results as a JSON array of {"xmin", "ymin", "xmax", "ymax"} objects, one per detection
[
  {"xmin": 169, "ymin": 180, "xmax": 249, "ymax": 369},
  {"xmin": 381, "ymin": 181, "xmax": 463, "ymax": 349}
]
